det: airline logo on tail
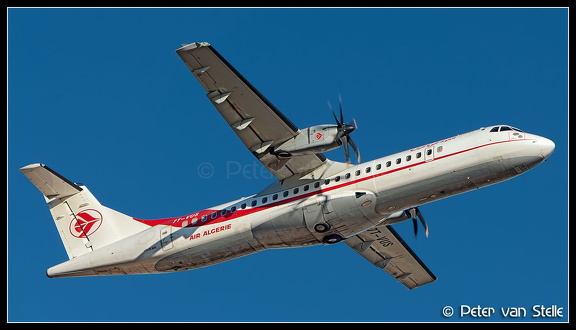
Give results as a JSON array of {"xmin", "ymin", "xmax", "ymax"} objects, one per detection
[{"xmin": 70, "ymin": 209, "xmax": 103, "ymax": 238}]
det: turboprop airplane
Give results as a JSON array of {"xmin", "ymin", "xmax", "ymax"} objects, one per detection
[{"xmin": 20, "ymin": 42, "xmax": 555, "ymax": 290}]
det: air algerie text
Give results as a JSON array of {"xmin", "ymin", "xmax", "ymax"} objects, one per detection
[{"xmin": 189, "ymin": 224, "xmax": 232, "ymax": 240}]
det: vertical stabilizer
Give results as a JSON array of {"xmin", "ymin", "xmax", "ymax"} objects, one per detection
[{"xmin": 20, "ymin": 164, "xmax": 150, "ymax": 259}]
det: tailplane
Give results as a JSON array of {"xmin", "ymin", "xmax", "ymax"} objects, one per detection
[{"xmin": 20, "ymin": 163, "xmax": 149, "ymax": 259}]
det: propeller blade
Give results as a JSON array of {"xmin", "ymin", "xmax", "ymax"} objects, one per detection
[
  {"xmin": 328, "ymin": 100, "xmax": 340, "ymax": 127},
  {"xmin": 327, "ymin": 95, "xmax": 360, "ymax": 164},
  {"xmin": 417, "ymin": 208, "xmax": 429, "ymax": 237},
  {"xmin": 328, "ymin": 100, "xmax": 343, "ymax": 127},
  {"xmin": 351, "ymin": 118, "xmax": 358, "ymax": 130},
  {"xmin": 409, "ymin": 207, "xmax": 429, "ymax": 238},
  {"xmin": 348, "ymin": 136, "xmax": 361, "ymax": 163},
  {"xmin": 338, "ymin": 97, "xmax": 344, "ymax": 126},
  {"xmin": 342, "ymin": 135, "xmax": 350, "ymax": 165}
]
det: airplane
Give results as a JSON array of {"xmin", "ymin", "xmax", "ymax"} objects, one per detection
[{"xmin": 20, "ymin": 41, "xmax": 555, "ymax": 290}]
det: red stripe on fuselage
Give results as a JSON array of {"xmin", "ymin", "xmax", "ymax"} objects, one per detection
[{"xmin": 133, "ymin": 139, "xmax": 530, "ymax": 228}]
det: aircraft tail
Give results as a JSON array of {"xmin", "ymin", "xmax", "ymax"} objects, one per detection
[{"xmin": 20, "ymin": 163, "xmax": 150, "ymax": 259}]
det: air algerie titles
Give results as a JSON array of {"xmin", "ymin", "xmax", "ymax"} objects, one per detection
[{"xmin": 189, "ymin": 223, "xmax": 232, "ymax": 240}]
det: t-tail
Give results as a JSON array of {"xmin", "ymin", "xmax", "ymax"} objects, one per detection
[{"xmin": 20, "ymin": 164, "xmax": 150, "ymax": 269}]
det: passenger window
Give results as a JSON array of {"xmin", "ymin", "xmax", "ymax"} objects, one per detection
[
  {"xmin": 345, "ymin": 173, "xmax": 351, "ymax": 179},
  {"xmin": 437, "ymin": 146, "xmax": 443, "ymax": 153},
  {"xmin": 376, "ymin": 164, "xmax": 381, "ymax": 170},
  {"xmin": 283, "ymin": 191, "xmax": 289, "ymax": 197},
  {"xmin": 221, "ymin": 209, "xmax": 227, "ymax": 216},
  {"xmin": 293, "ymin": 187, "xmax": 299, "ymax": 194},
  {"xmin": 324, "ymin": 179, "xmax": 330, "ymax": 185},
  {"xmin": 396, "ymin": 158, "xmax": 401, "ymax": 164},
  {"xmin": 355, "ymin": 169, "xmax": 361, "ymax": 176},
  {"xmin": 303, "ymin": 185, "xmax": 309, "ymax": 191},
  {"xmin": 211, "ymin": 212, "xmax": 217, "ymax": 219},
  {"xmin": 251, "ymin": 200, "xmax": 257, "ymax": 207},
  {"xmin": 272, "ymin": 194, "xmax": 278, "ymax": 200},
  {"xmin": 240, "ymin": 203, "xmax": 246, "ymax": 209},
  {"xmin": 314, "ymin": 182, "xmax": 320, "ymax": 188},
  {"xmin": 386, "ymin": 161, "xmax": 391, "ymax": 167},
  {"xmin": 230, "ymin": 206, "xmax": 236, "ymax": 213},
  {"xmin": 262, "ymin": 197, "xmax": 268, "ymax": 204},
  {"xmin": 416, "ymin": 152, "xmax": 422, "ymax": 158},
  {"xmin": 406, "ymin": 155, "xmax": 411, "ymax": 161},
  {"xmin": 334, "ymin": 176, "xmax": 340, "ymax": 182},
  {"xmin": 201, "ymin": 215, "xmax": 207, "ymax": 222},
  {"xmin": 427, "ymin": 149, "xmax": 432, "ymax": 156},
  {"xmin": 365, "ymin": 167, "xmax": 371, "ymax": 173}
]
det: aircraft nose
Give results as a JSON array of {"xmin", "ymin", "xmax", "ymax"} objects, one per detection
[{"xmin": 538, "ymin": 137, "xmax": 555, "ymax": 160}]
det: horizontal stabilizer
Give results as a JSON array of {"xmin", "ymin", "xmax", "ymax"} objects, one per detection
[{"xmin": 20, "ymin": 163, "xmax": 82, "ymax": 199}]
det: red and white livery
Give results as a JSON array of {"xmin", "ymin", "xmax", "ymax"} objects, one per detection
[{"xmin": 20, "ymin": 42, "xmax": 554, "ymax": 289}]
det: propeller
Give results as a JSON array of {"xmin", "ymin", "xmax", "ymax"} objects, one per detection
[
  {"xmin": 328, "ymin": 96, "xmax": 360, "ymax": 165},
  {"xmin": 408, "ymin": 207, "xmax": 429, "ymax": 238}
]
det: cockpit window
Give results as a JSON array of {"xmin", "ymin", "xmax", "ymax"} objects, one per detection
[{"xmin": 489, "ymin": 126, "xmax": 524, "ymax": 133}]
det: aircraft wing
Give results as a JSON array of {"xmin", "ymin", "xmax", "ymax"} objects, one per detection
[
  {"xmin": 345, "ymin": 224, "xmax": 437, "ymax": 290},
  {"xmin": 176, "ymin": 42, "xmax": 326, "ymax": 181}
]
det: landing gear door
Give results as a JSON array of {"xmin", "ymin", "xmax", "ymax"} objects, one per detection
[{"xmin": 303, "ymin": 195, "xmax": 332, "ymax": 237}]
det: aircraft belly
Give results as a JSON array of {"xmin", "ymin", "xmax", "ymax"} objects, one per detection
[{"xmin": 154, "ymin": 236, "xmax": 259, "ymax": 271}]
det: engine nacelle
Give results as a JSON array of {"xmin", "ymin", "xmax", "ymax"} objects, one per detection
[
  {"xmin": 380, "ymin": 209, "xmax": 411, "ymax": 225},
  {"xmin": 273, "ymin": 125, "xmax": 340, "ymax": 157}
]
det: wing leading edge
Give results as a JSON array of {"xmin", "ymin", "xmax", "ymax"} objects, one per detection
[
  {"xmin": 176, "ymin": 42, "xmax": 326, "ymax": 181},
  {"xmin": 345, "ymin": 224, "xmax": 437, "ymax": 290}
]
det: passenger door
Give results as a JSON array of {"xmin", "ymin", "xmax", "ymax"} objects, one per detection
[{"xmin": 159, "ymin": 225, "xmax": 174, "ymax": 251}]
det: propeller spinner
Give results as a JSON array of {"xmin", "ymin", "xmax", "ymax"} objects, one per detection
[{"xmin": 328, "ymin": 96, "xmax": 361, "ymax": 165}]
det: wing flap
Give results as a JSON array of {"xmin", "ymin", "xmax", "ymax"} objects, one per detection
[{"xmin": 345, "ymin": 224, "xmax": 437, "ymax": 290}]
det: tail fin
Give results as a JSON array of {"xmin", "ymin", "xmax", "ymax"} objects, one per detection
[{"xmin": 20, "ymin": 163, "xmax": 149, "ymax": 259}]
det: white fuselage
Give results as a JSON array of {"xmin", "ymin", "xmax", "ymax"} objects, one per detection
[{"xmin": 46, "ymin": 125, "xmax": 554, "ymax": 277}]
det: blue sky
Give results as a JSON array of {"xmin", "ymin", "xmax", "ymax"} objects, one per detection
[{"xmin": 8, "ymin": 8, "xmax": 568, "ymax": 322}]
